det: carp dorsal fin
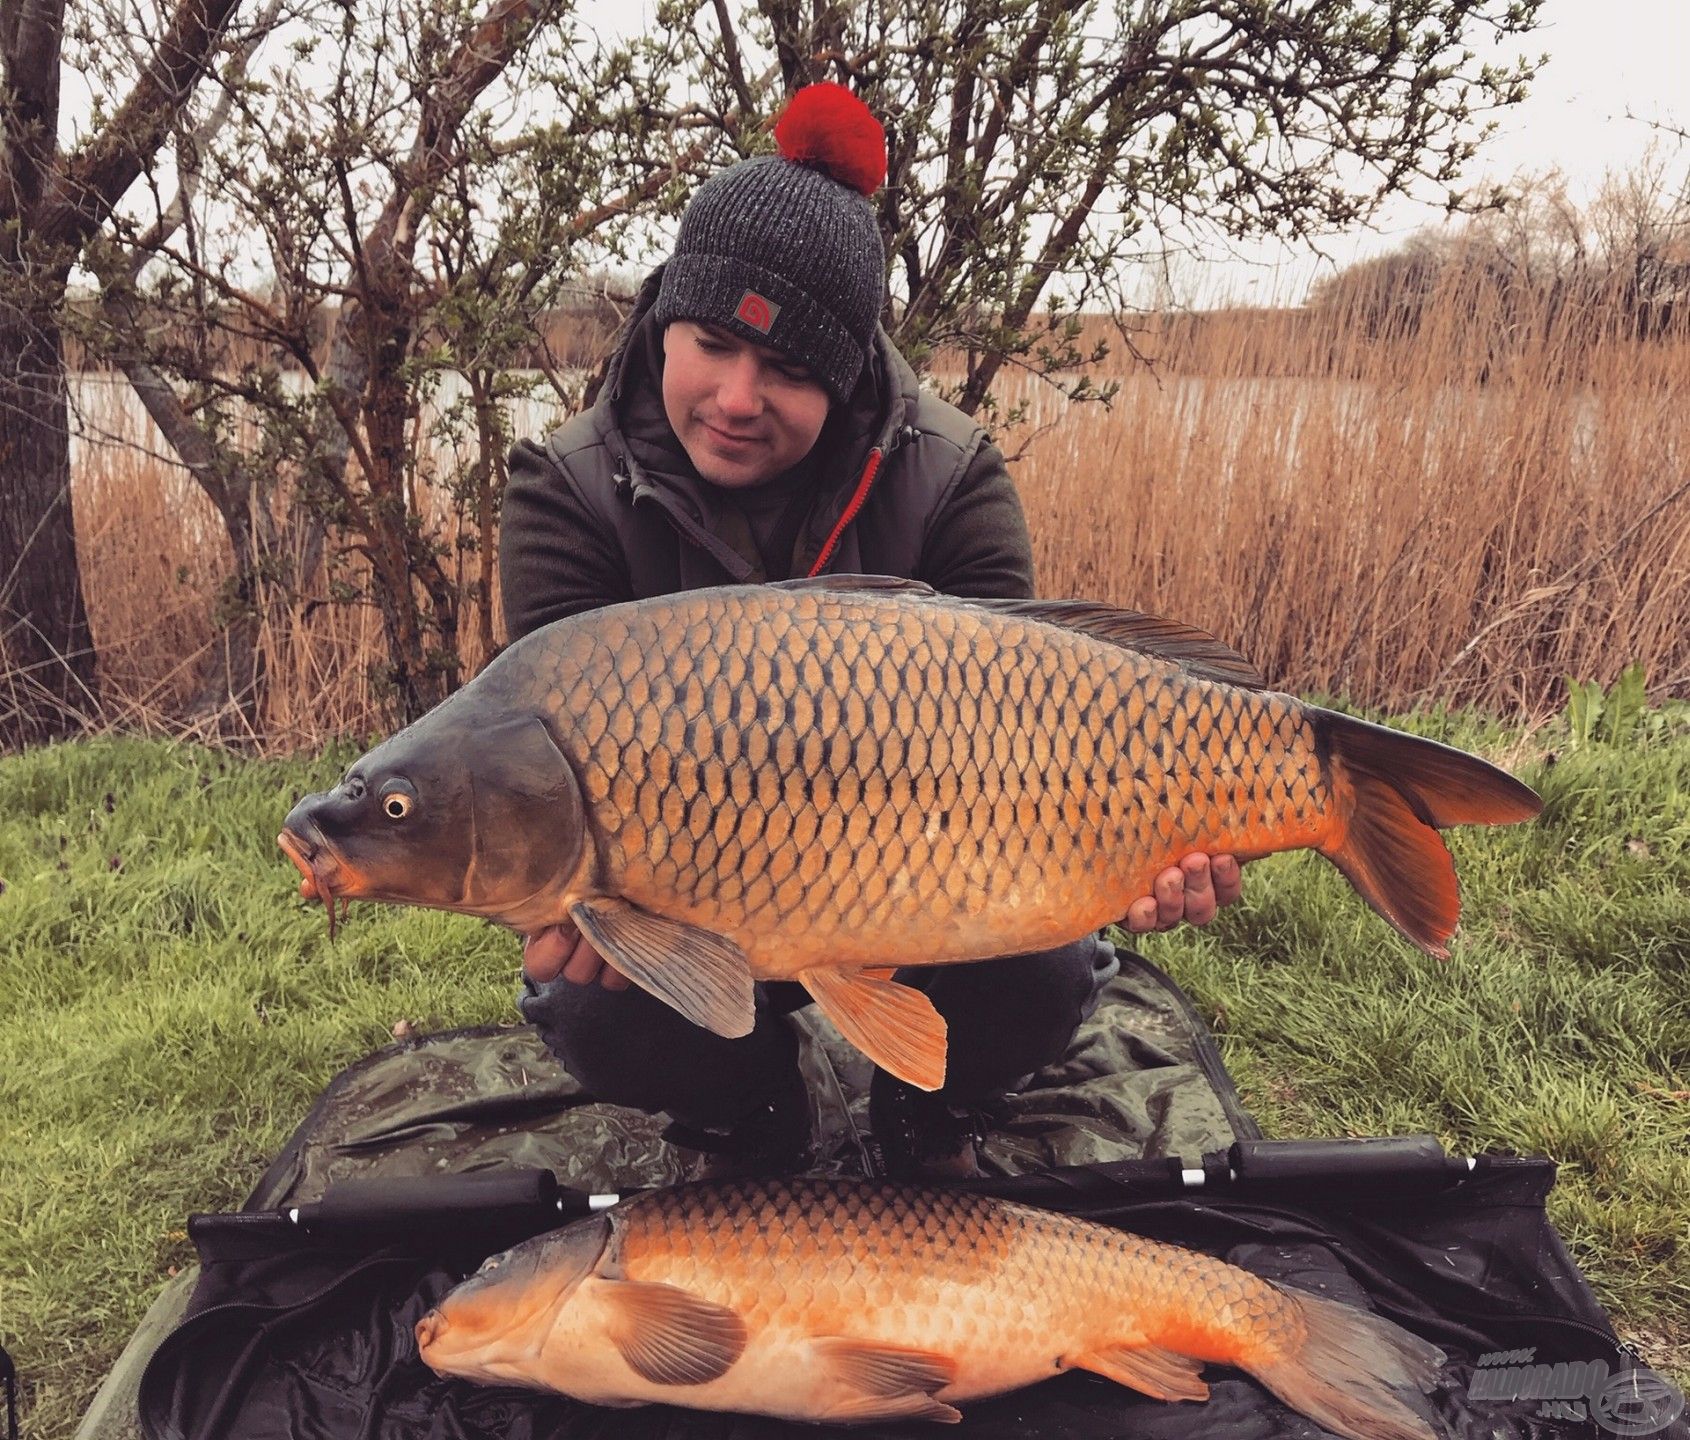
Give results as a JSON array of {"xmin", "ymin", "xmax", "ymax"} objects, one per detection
[
  {"xmin": 768, "ymin": 575, "xmax": 937, "ymax": 597},
  {"xmin": 798, "ymin": 967, "xmax": 947, "ymax": 1091},
  {"xmin": 767, "ymin": 577, "xmax": 1262, "ymax": 687},
  {"xmin": 600, "ymin": 1279, "xmax": 749, "ymax": 1385},
  {"xmin": 960, "ymin": 599, "xmax": 1265, "ymax": 688},
  {"xmin": 570, "ymin": 898, "xmax": 755, "ymax": 1039},
  {"xmin": 808, "ymin": 1336, "xmax": 963, "ymax": 1423}
]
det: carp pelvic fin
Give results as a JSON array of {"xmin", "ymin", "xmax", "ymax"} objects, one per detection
[
  {"xmin": 1314, "ymin": 711, "xmax": 1542, "ymax": 957},
  {"xmin": 1069, "ymin": 1343, "xmax": 1210, "ymax": 1401},
  {"xmin": 600, "ymin": 1279, "xmax": 749, "ymax": 1387},
  {"xmin": 570, "ymin": 898, "xmax": 755, "ymax": 1039},
  {"xmin": 808, "ymin": 1336, "xmax": 962, "ymax": 1424},
  {"xmin": 799, "ymin": 967, "xmax": 947, "ymax": 1091}
]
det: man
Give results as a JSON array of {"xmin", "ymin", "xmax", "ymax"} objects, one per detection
[{"xmin": 499, "ymin": 83, "xmax": 1242, "ymax": 1178}]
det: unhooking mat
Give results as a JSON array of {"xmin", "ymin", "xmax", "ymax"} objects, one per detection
[
  {"xmin": 73, "ymin": 953, "xmax": 1247, "ymax": 1439},
  {"xmin": 75, "ymin": 955, "xmax": 1686, "ymax": 1440}
]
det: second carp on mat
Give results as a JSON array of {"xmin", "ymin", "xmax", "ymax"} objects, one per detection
[{"xmin": 417, "ymin": 1176, "xmax": 1446, "ymax": 1438}]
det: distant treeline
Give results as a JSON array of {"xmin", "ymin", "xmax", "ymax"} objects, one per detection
[{"xmin": 1306, "ymin": 168, "xmax": 1690, "ymax": 350}]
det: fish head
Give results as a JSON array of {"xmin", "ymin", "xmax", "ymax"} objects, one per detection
[
  {"xmin": 415, "ymin": 1213, "xmax": 612, "ymax": 1384},
  {"xmin": 278, "ymin": 709, "xmax": 585, "ymax": 929}
]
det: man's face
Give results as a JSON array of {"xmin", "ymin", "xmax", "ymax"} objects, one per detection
[{"xmin": 661, "ymin": 321, "xmax": 831, "ymax": 489}]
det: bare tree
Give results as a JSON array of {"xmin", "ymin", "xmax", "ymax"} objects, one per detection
[
  {"xmin": 92, "ymin": 0, "xmax": 701, "ymax": 723},
  {"xmin": 72, "ymin": 0, "xmax": 1550, "ymax": 735},
  {"xmin": 680, "ymin": 0, "xmax": 1544, "ymax": 417},
  {"xmin": 0, "ymin": 0, "xmax": 250, "ymax": 745},
  {"xmin": 1311, "ymin": 154, "xmax": 1690, "ymax": 356}
]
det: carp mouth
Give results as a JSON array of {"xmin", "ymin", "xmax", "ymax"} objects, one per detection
[
  {"xmin": 278, "ymin": 826, "xmax": 357, "ymax": 938},
  {"xmin": 415, "ymin": 1307, "xmax": 448, "ymax": 1365},
  {"xmin": 414, "ymin": 1304, "xmax": 521, "ymax": 1382}
]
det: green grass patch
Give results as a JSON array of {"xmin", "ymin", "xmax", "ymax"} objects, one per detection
[
  {"xmin": 2, "ymin": 712, "xmax": 1687, "ymax": 1433},
  {"xmin": 0, "ymin": 737, "xmax": 520, "ymax": 1436}
]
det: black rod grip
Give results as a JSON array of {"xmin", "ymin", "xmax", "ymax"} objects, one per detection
[
  {"xmin": 957, "ymin": 1156, "xmax": 1189, "ymax": 1206},
  {"xmin": 294, "ymin": 1167, "xmax": 560, "ymax": 1234},
  {"xmin": 1226, "ymin": 1135, "xmax": 1464, "ymax": 1193}
]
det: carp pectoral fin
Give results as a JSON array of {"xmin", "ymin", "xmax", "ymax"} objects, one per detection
[
  {"xmin": 809, "ymin": 1336, "xmax": 962, "ymax": 1424},
  {"xmin": 570, "ymin": 898, "xmax": 755, "ymax": 1039},
  {"xmin": 600, "ymin": 1278, "xmax": 749, "ymax": 1386},
  {"xmin": 1070, "ymin": 1343, "xmax": 1210, "ymax": 1402},
  {"xmin": 798, "ymin": 968, "xmax": 947, "ymax": 1091}
]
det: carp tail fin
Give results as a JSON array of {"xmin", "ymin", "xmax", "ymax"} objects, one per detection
[
  {"xmin": 1244, "ymin": 1287, "xmax": 1444, "ymax": 1440},
  {"xmin": 1316, "ymin": 711, "xmax": 1541, "ymax": 958}
]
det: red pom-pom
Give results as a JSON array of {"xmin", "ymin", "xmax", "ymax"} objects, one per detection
[{"xmin": 773, "ymin": 82, "xmax": 886, "ymax": 197}]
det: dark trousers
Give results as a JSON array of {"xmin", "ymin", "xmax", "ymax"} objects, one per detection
[{"xmin": 518, "ymin": 935, "xmax": 1120, "ymax": 1133}]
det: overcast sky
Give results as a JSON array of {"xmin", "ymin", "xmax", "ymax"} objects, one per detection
[
  {"xmin": 579, "ymin": 0, "xmax": 1688, "ymax": 305},
  {"xmin": 1201, "ymin": 0, "xmax": 1690, "ymax": 303}
]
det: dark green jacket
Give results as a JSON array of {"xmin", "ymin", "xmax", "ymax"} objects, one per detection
[{"xmin": 500, "ymin": 271, "xmax": 1035, "ymax": 641}]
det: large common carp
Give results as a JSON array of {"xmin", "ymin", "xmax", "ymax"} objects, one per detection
[
  {"xmin": 279, "ymin": 577, "xmax": 1540, "ymax": 1089},
  {"xmin": 415, "ymin": 1176, "xmax": 1445, "ymax": 1437}
]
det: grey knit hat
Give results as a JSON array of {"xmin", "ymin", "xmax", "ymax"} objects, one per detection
[{"xmin": 653, "ymin": 84, "xmax": 888, "ymax": 402}]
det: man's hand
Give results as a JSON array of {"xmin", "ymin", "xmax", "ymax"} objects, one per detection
[
  {"xmin": 1125, "ymin": 853, "xmax": 1243, "ymax": 934},
  {"xmin": 522, "ymin": 920, "xmax": 630, "ymax": 989}
]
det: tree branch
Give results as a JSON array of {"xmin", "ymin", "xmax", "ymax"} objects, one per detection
[{"xmin": 44, "ymin": 0, "xmax": 247, "ymax": 251}]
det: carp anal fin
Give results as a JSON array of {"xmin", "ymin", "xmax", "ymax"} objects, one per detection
[
  {"xmin": 1069, "ymin": 1343, "xmax": 1210, "ymax": 1402},
  {"xmin": 1314, "ymin": 711, "xmax": 1542, "ymax": 958},
  {"xmin": 798, "ymin": 967, "xmax": 947, "ymax": 1091},
  {"xmin": 961, "ymin": 599, "xmax": 1265, "ymax": 688},
  {"xmin": 600, "ymin": 1278, "xmax": 749, "ymax": 1386},
  {"xmin": 570, "ymin": 898, "xmax": 755, "ymax": 1039},
  {"xmin": 809, "ymin": 1336, "xmax": 962, "ymax": 1424}
]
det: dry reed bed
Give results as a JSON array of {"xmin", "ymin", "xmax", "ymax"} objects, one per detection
[
  {"xmin": 1010, "ymin": 284, "xmax": 1689, "ymax": 718},
  {"xmin": 66, "ymin": 279, "xmax": 1690, "ymax": 746}
]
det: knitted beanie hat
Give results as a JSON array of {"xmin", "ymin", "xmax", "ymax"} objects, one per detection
[{"xmin": 653, "ymin": 83, "xmax": 888, "ymax": 402}]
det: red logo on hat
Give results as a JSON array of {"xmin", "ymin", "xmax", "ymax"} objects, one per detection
[{"xmin": 736, "ymin": 290, "xmax": 779, "ymax": 334}]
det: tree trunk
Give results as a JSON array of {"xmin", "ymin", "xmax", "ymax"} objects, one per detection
[
  {"xmin": 0, "ymin": 310, "xmax": 98, "ymax": 746},
  {"xmin": 468, "ymin": 371, "xmax": 506, "ymax": 664},
  {"xmin": 362, "ymin": 336, "xmax": 450, "ymax": 721},
  {"xmin": 186, "ymin": 489, "xmax": 270, "ymax": 735},
  {"xmin": 114, "ymin": 347, "xmax": 273, "ymax": 732}
]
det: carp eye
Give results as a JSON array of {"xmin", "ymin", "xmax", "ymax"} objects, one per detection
[{"xmin": 379, "ymin": 780, "xmax": 417, "ymax": 821}]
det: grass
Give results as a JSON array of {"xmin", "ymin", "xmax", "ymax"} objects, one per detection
[
  {"xmin": 0, "ymin": 707, "xmax": 1686, "ymax": 1435},
  {"xmin": 0, "ymin": 738, "xmax": 519, "ymax": 1436}
]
